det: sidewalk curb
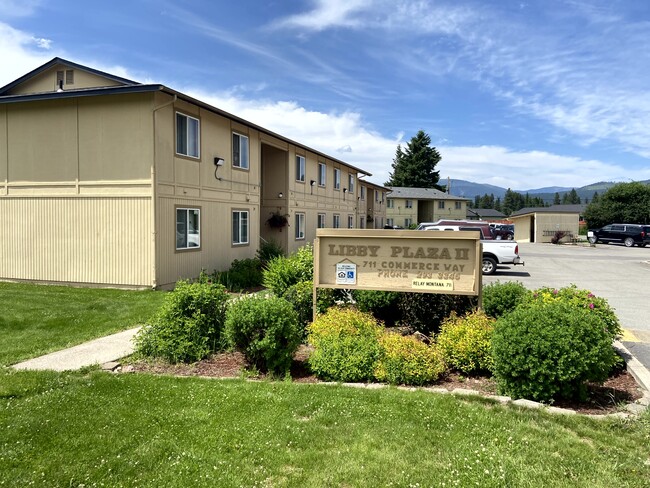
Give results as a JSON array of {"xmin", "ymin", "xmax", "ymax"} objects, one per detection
[{"xmin": 614, "ymin": 340, "xmax": 650, "ymax": 393}]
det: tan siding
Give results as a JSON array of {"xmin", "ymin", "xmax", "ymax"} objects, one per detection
[
  {"xmin": 0, "ymin": 197, "xmax": 153, "ymax": 287},
  {"xmin": 0, "ymin": 105, "xmax": 6, "ymax": 193},
  {"xmin": 156, "ymin": 196, "xmax": 258, "ymax": 288},
  {"xmin": 7, "ymin": 99, "xmax": 79, "ymax": 182},
  {"xmin": 78, "ymin": 94, "xmax": 153, "ymax": 181}
]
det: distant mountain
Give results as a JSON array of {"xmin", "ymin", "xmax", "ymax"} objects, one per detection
[
  {"xmin": 524, "ymin": 186, "xmax": 572, "ymax": 194},
  {"xmin": 447, "ymin": 179, "xmax": 650, "ymax": 204}
]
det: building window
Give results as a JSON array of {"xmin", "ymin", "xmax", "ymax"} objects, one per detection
[
  {"xmin": 295, "ymin": 213, "xmax": 305, "ymax": 239},
  {"xmin": 405, "ymin": 200, "xmax": 413, "ymax": 209},
  {"xmin": 318, "ymin": 163, "xmax": 326, "ymax": 186},
  {"xmin": 386, "ymin": 218, "xmax": 394, "ymax": 227},
  {"xmin": 333, "ymin": 214, "xmax": 340, "ymax": 228},
  {"xmin": 360, "ymin": 216, "xmax": 366, "ymax": 229},
  {"xmin": 296, "ymin": 155, "xmax": 306, "ymax": 182},
  {"xmin": 232, "ymin": 210, "xmax": 249, "ymax": 245},
  {"xmin": 232, "ymin": 133, "xmax": 249, "ymax": 169},
  {"xmin": 176, "ymin": 113, "xmax": 200, "ymax": 158},
  {"xmin": 65, "ymin": 70, "xmax": 74, "ymax": 85},
  {"xmin": 438, "ymin": 201, "xmax": 445, "ymax": 209},
  {"xmin": 360, "ymin": 186, "xmax": 365, "ymax": 200},
  {"xmin": 455, "ymin": 201, "xmax": 462, "ymax": 210},
  {"xmin": 317, "ymin": 213, "xmax": 326, "ymax": 228},
  {"xmin": 176, "ymin": 208, "xmax": 200, "ymax": 250},
  {"xmin": 375, "ymin": 191, "xmax": 379, "ymax": 202},
  {"xmin": 348, "ymin": 215, "xmax": 354, "ymax": 228},
  {"xmin": 405, "ymin": 218, "xmax": 412, "ymax": 227},
  {"xmin": 348, "ymin": 174, "xmax": 354, "ymax": 193},
  {"xmin": 334, "ymin": 168, "xmax": 341, "ymax": 190},
  {"xmin": 381, "ymin": 192, "xmax": 385, "ymax": 203},
  {"xmin": 387, "ymin": 199, "xmax": 394, "ymax": 208}
]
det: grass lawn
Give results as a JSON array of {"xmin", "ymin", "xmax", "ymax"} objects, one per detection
[
  {"xmin": 1, "ymin": 369, "xmax": 649, "ymax": 487},
  {"xmin": 0, "ymin": 282, "xmax": 166, "ymax": 366}
]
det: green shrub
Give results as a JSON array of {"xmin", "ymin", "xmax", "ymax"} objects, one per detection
[
  {"xmin": 284, "ymin": 280, "xmax": 314, "ymax": 332},
  {"xmin": 262, "ymin": 244, "xmax": 313, "ymax": 297},
  {"xmin": 135, "ymin": 281, "xmax": 229, "ymax": 363},
  {"xmin": 482, "ymin": 281, "xmax": 530, "ymax": 319},
  {"xmin": 224, "ymin": 295, "xmax": 301, "ymax": 375},
  {"xmin": 398, "ymin": 293, "xmax": 477, "ymax": 336},
  {"xmin": 257, "ymin": 239, "xmax": 285, "ymax": 267},
  {"xmin": 214, "ymin": 258, "xmax": 263, "ymax": 291},
  {"xmin": 307, "ymin": 308, "xmax": 383, "ymax": 382},
  {"xmin": 526, "ymin": 285, "xmax": 621, "ymax": 340},
  {"xmin": 353, "ymin": 290, "xmax": 401, "ymax": 326},
  {"xmin": 375, "ymin": 334, "xmax": 446, "ymax": 386},
  {"xmin": 437, "ymin": 310, "xmax": 495, "ymax": 374},
  {"xmin": 491, "ymin": 301, "xmax": 620, "ymax": 402}
]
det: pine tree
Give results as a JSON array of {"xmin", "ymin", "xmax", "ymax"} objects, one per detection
[{"xmin": 385, "ymin": 130, "xmax": 442, "ymax": 189}]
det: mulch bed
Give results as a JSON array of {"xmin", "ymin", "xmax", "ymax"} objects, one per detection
[{"xmin": 129, "ymin": 346, "xmax": 645, "ymax": 416}]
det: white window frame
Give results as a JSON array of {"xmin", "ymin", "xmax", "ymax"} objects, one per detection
[
  {"xmin": 318, "ymin": 162, "xmax": 326, "ymax": 186},
  {"xmin": 347, "ymin": 215, "xmax": 354, "ymax": 229},
  {"xmin": 232, "ymin": 210, "xmax": 249, "ymax": 245},
  {"xmin": 386, "ymin": 218, "xmax": 394, "ymax": 227},
  {"xmin": 387, "ymin": 199, "xmax": 394, "ymax": 208},
  {"xmin": 334, "ymin": 168, "xmax": 341, "ymax": 190},
  {"xmin": 405, "ymin": 218, "xmax": 412, "ymax": 227},
  {"xmin": 176, "ymin": 207, "xmax": 200, "ymax": 250},
  {"xmin": 296, "ymin": 155, "xmax": 306, "ymax": 182},
  {"xmin": 405, "ymin": 200, "xmax": 413, "ymax": 209},
  {"xmin": 333, "ymin": 214, "xmax": 340, "ymax": 228},
  {"xmin": 360, "ymin": 216, "xmax": 366, "ymax": 229},
  {"xmin": 455, "ymin": 201, "xmax": 462, "ymax": 210},
  {"xmin": 232, "ymin": 132, "xmax": 249, "ymax": 169},
  {"xmin": 317, "ymin": 213, "xmax": 326, "ymax": 228},
  {"xmin": 176, "ymin": 112, "xmax": 200, "ymax": 159},
  {"xmin": 295, "ymin": 213, "xmax": 305, "ymax": 239},
  {"xmin": 360, "ymin": 186, "xmax": 365, "ymax": 200},
  {"xmin": 438, "ymin": 201, "xmax": 445, "ymax": 209},
  {"xmin": 348, "ymin": 174, "xmax": 354, "ymax": 193}
]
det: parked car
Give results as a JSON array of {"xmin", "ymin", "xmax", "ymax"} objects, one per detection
[
  {"xmin": 416, "ymin": 220, "xmax": 495, "ymax": 239},
  {"xmin": 587, "ymin": 224, "xmax": 648, "ymax": 247},
  {"xmin": 491, "ymin": 224, "xmax": 514, "ymax": 240},
  {"xmin": 418, "ymin": 226, "xmax": 524, "ymax": 274}
]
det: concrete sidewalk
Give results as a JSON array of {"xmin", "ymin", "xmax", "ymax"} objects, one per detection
[{"xmin": 12, "ymin": 327, "xmax": 140, "ymax": 372}]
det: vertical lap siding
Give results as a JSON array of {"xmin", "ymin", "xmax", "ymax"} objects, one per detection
[{"xmin": 0, "ymin": 197, "xmax": 152, "ymax": 287}]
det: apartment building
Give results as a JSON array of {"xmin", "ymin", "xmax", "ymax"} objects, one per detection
[{"xmin": 0, "ymin": 58, "xmax": 385, "ymax": 288}]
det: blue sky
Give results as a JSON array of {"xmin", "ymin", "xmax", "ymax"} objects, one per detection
[{"xmin": 2, "ymin": 0, "xmax": 650, "ymax": 191}]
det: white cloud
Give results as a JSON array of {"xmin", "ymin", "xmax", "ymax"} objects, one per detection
[
  {"xmin": 271, "ymin": 0, "xmax": 371, "ymax": 32},
  {"xmin": 0, "ymin": 22, "xmax": 53, "ymax": 85},
  {"xmin": 182, "ymin": 88, "xmax": 650, "ymax": 190}
]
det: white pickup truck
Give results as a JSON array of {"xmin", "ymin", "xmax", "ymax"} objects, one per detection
[{"xmin": 419, "ymin": 225, "xmax": 524, "ymax": 275}]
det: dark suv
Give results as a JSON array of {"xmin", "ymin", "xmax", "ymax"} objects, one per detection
[{"xmin": 588, "ymin": 224, "xmax": 648, "ymax": 247}]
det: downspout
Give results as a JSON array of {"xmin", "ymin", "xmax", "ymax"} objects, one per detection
[{"xmin": 150, "ymin": 93, "xmax": 177, "ymax": 289}]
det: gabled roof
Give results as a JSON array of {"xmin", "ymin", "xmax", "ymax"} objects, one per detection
[
  {"xmin": 387, "ymin": 186, "xmax": 470, "ymax": 201},
  {"xmin": 510, "ymin": 204, "xmax": 587, "ymax": 217},
  {"xmin": 360, "ymin": 179, "xmax": 391, "ymax": 192},
  {"xmin": 467, "ymin": 208, "xmax": 506, "ymax": 219},
  {"xmin": 0, "ymin": 57, "xmax": 138, "ymax": 95},
  {"xmin": 0, "ymin": 58, "xmax": 371, "ymax": 177}
]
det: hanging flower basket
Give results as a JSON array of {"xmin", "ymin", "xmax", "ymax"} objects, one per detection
[{"xmin": 267, "ymin": 211, "xmax": 289, "ymax": 229}]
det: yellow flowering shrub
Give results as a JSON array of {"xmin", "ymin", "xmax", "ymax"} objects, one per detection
[
  {"xmin": 307, "ymin": 307, "xmax": 383, "ymax": 382},
  {"xmin": 437, "ymin": 310, "xmax": 495, "ymax": 374},
  {"xmin": 374, "ymin": 333, "xmax": 446, "ymax": 386}
]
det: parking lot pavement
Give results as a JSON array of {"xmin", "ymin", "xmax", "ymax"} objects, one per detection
[{"xmin": 482, "ymin": 241, "xmax": 650, "ymax": 372}]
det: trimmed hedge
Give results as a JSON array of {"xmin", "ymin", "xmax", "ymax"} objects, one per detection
[
  {"xmin": 224, "ymin": 295, "xmax": 301, "ymax": 375},
  {"xmin": 135, "ymin": 281, "xmax": 229, "ymax": 363},
  {"xmin": 307, "ymin": 308, "xmax": 383, "ymax": 382},
  {"xmin": 491, "ymin": 301, "xmax": 620, "ymax": 402},
  {"xmin": 375, "ymin": 334, "xmax": 446, "ymax": 386},
  {"xmin": 437, "ymin": 310, "xmax": 495, "ymax": 374}
]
